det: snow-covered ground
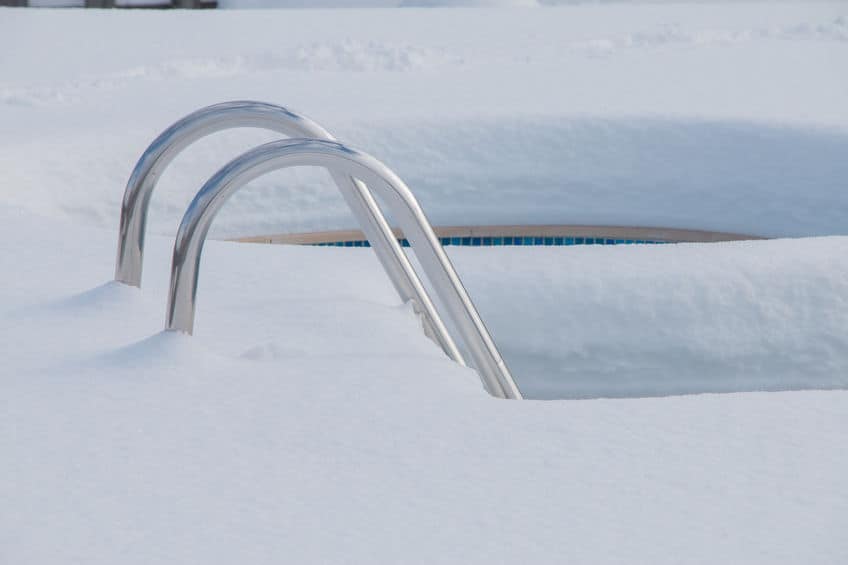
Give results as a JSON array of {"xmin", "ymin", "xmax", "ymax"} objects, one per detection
[
  {"xmin": 2, "ymin": 2, "xmax": 847, "ymax": 563},
  {"xmin": 3, "ymin": 211, "xmax": 847, "ymax": 564},
  {"xmin": 2, "ymin": 3, "xmax": 847, "ymax": 237}
]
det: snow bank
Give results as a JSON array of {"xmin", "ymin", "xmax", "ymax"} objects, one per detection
[
  {"xmin": 2, "ymin": 5, "xmax": 846, "ymax": 240},
  {"xmin": 451, "ymin": 237, "xmax": 848, "ymax": 398},
  {"xmin": 3, "ymin": 116, "xmax": 846, "ymax": 240},
  {"xmin": 5, "ymin": 206, "xmax": 845, "ymax": 400},
  {"xmin": 3, "ymin": 4, "xmax": 845, "ymax": 397},
  {"xmin": 2, "ymin": 210, "xmax": 847, "ymax": 563}
]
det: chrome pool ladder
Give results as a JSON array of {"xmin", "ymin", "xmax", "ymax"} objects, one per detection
[{"xmin": 115, "ymin": 101, "xmax": 522, "ymax": 399}]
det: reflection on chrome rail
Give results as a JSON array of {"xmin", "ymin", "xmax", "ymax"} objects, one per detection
[
  {"xmin": 166, "ymin": 138, "xmax": 523, "ymax": 399},
  {"xmin": 114, "ymin": 100, "xmax": 464, "ymax": 368}
]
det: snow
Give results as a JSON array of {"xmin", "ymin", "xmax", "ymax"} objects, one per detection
[
  {"xmin": 216, "ymin": 0, "xmax": 838, "ymax": 8},
  {"xmin": 2, "ymin": 4, "xmax": 847, "ymax": 238},
  {"xmin": 3, "ymin": 211, "xmax": 848, "ymax": 563},
  {"xmin": 458, "ymin": 237, "xmax": 848, "ymax": 398},
  {"xmin": 399, "ymin": 0, "xmax": 540, "ymax": 7},
  {"xmin": 1, "ymin": 2, "xmax": 847, "ymax": 563}
]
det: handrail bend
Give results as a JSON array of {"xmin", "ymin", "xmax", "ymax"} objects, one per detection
[
  {"xmin": 115, "ymin": 100, "xmax": 463, "ymax": 365},
  {"xmin": 166, "ymin": 138, "xmax": 523, "ymax": 399}
]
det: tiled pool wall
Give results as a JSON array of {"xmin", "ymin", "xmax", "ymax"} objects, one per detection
[{"xmin": 313, "ymin": 236, "xmax": 668, "ymax": 248}]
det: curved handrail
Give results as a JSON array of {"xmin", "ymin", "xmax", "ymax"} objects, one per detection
[
  {"xmin": 166, "ymin": 138, "xmax": 523, "ymax": 399},
  {"xmin": 115, "ymin": 100, "xmax": 463, "ymax": 365}
]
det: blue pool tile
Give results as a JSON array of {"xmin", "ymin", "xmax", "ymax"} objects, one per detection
[{"xmin": 313, "ymin": 233, "xmax": 675, "ymax": 248}]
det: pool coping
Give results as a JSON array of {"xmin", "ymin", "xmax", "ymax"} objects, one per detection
[{"xmin": 233, "ymin": 225, "xmax": 764, "ymax": 246}]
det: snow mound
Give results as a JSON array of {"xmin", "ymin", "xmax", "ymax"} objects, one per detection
[
  {"xmin": 92, "ymin": 330, "xmax": 234, "ymax": 374},
  {"xmin": 5, "ymin": 117, "xmax": 844, "ymax": 241},
  {"xmin": 2, "ymin": 212, "xmax": 847, "ymax": 564},
  {"xmin": 451, "ymin": 238, "xmax": 848, "ymax": 398},
  {"xmin": 3, "ymin": 208, "xmax": 846, "ymax": 401}
]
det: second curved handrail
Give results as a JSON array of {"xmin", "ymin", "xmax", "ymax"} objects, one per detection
[
  {"xmin": 166, "ymin": 138, "xmax": 522, "ymax": 399},
  {"xmin": 115, "ymin": 100, "xmax": 463, "ymax": 364}
]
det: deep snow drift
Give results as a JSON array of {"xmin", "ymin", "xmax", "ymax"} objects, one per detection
[
  {"xmin": 2, "ymin": 211, "xmax": 847, "ymax": 564},
  {"xmin": 2, "ymin": 3, "xmax": 847, "ymax": 238}
]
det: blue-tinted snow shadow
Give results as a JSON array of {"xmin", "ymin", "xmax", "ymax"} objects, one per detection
[
  {"xmin": 347, "ymin": 117, "xmax": 848, "ymax": 239},
  {"xmin": 93, "ymin": 330, "xmax": 225, "ymax": 372},
  {"xmin": 6, "ymin": 280, "xmax": 149, "ymax": 321}
]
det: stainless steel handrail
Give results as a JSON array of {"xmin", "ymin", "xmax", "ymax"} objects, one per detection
[
  {"xmin": 166, "ymin": 138, "xmax": 523, "ymax": 399},
  {"xmin": 114, "ymin": 100, "xmax": 463, "ymax": 364}
]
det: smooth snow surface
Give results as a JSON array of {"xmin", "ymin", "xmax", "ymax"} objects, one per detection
[
  {"xmin": 455, "ymin": 238, "xmax": 848, "ymax": 398},
  {"xmin": 217, "ymin": 0, "xmax": 827, "ymax": 8},
  {"xmin": 2, "ymin": 4, "xmax": 847, "ymax": 238},
  {"xmin": 2, "ymin": 212, "xmax": 847, "ymax": 564},
  {"xmin": 2, "ymin": 2, "xmax": 847, "ymax": 563},
  {"xmin": 400, "ymin": 0, "xmax": 540, "ymax": 7}
]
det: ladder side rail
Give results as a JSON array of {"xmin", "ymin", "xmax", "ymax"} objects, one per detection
[
  {"xmin": 331, "ymin": 172, "xmax": 460, "ymax": 361},
  {"xmin": 368, "ymin": 177, "xmax": 521, "ymax": 400},
  {"xmin": 115, "ymin": 101, "xmax": 463, "ymax": 364},
  {"xmin": 166, "ymin": 138, "xmax": 521, "ymax": 399}
]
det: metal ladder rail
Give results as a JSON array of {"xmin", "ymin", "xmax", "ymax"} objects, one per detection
[
  {"xmin": 166, "ymin": 138, "xmax": 523, "ymax": 400},
  {"xmin": 114, "ymin": 100, "xmax": 464, "ymax": 365}
]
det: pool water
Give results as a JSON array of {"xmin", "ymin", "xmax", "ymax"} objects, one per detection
[{"xmin": 313, "ymin": 236, "xmax": 668, "ymax": 248}]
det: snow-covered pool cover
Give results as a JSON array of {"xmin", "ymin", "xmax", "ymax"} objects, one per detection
[{"xmin": 1, "ymin": 2, "xmax": 847, "ymax": 563}]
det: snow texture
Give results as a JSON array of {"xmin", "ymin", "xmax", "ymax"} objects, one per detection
[
  {"xmin": 2, "ymin": 210, "xmax": 847, "ymax": 564},
  {"xmin": 1, "ymin": 2, "xmax": 847, "ymax": 563},
  {"xmin": 2, "ymin": 4, "xmax": 847, "ymax": 239}
]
